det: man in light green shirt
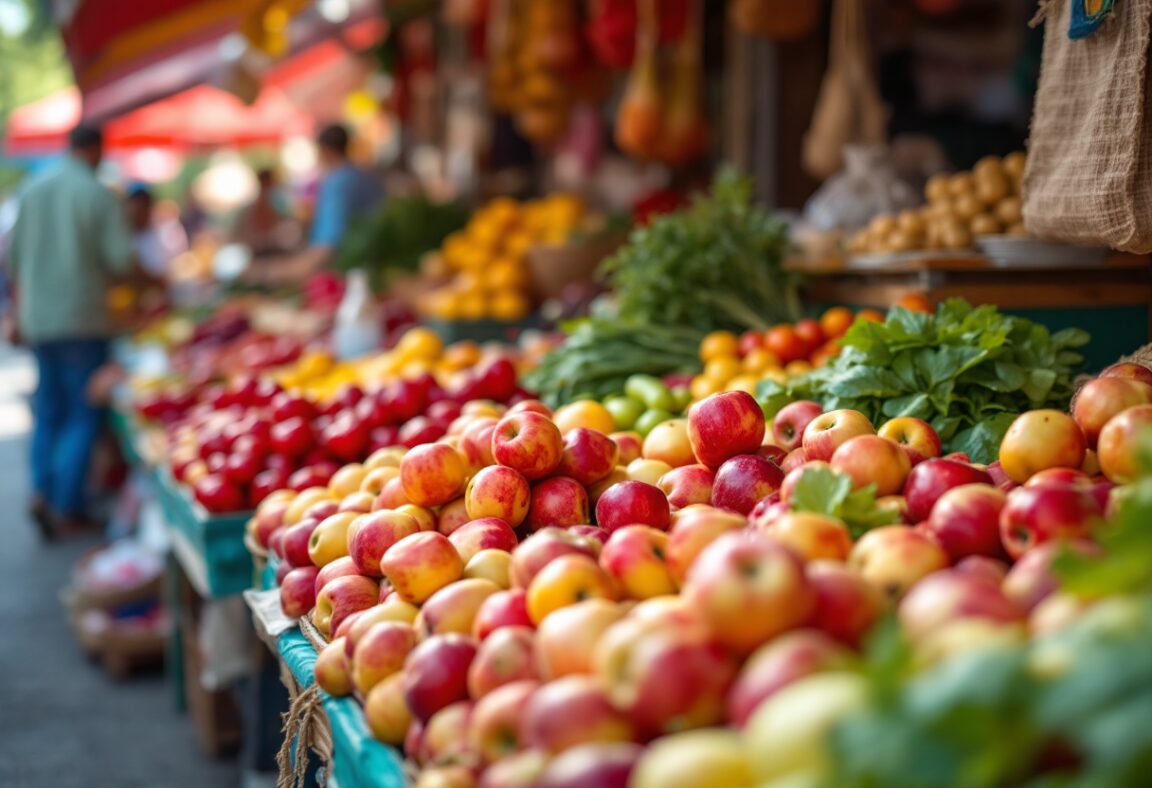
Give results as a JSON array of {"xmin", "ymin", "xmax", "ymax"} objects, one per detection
[{"xmin": 7, "ymin": 125, "xmax": 135, "ymax": 537}]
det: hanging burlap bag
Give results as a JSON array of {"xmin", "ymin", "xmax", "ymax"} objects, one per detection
[{"xmin": 1023, "ymin": 0, "xmax": 1152, "ymax": 251}]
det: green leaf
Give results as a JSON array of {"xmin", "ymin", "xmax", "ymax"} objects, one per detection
[
  {"xmin": 949, "ymin": 413, "xmax": 1017, "ymax": 465},
  {"xmin": 789, "ymin": 465, "xmax": 901, "ymax": 537}
]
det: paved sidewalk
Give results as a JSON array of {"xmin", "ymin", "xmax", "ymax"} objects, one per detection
[{"xmin": 0, "ymin": 347, "xmax": 240, "ymax": 788}]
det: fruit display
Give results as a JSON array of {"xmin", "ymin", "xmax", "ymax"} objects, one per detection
[
  {"xmin": 760, "ymin": 299, "xmax": 1090, "ymax": 464},
  {"xmin": 419, "ymin": 195, "xmax": 587, "ymax": 323},
  {"xmin": 248, "ymin": 356, "xmax": 1152, "ymax": 785},
  {"xmin": 848, "ymin": 152, "xmax": 1028, "ymax": 255}
]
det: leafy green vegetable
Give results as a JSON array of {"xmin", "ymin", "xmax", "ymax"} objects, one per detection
[
  {"xmin": 334, "ymin": 195, "xmax": 469, "ymax": 288},
  {"xmin": 599, "ymin": 167, "xmax": 798, "ymax": 333},
  {"xmin": 523, "ymin": 320, "xmax": 703, "ymax": 408},
  {"xmin": 788, "ymin": 465, "xmax": 902, "ymax": 537},
  {"xmin": 758, "ymin": 299, "xmax": 1090, "ymax": 464}
]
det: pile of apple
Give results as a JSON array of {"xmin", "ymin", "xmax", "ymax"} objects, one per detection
[
  {"xmin": 163, "ymin": 355, "xmax": 522, "ymax": 514},
  {"xmin": 246, "ymin": 358, "xmax": 1152, "ymax": 788}
]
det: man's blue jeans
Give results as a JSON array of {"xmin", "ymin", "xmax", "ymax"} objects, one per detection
[{"xmin": 30, "ymin": 339, "xmax": 109, "ymax": 517}]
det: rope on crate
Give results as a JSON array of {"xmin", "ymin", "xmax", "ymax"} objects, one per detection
[{"xmin": 276, "ymin": 684, "xmax": 332, "ymax": 788}]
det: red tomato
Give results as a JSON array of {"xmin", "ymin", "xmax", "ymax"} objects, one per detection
[
  {"xmin": 765, "ymin": 325, "xmax": 806, "ymax": 365},
  {"xmin": 793, "ymin": 319, "xmax": 825, "ymax": 357}
]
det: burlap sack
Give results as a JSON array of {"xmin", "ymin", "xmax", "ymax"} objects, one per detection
[{"xmin": 1023, "ymin": 0, "xmax": 1152, "ymax": 251}]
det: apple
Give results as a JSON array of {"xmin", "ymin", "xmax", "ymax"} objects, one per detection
[
  {"xmin": 587, "ymin": 467, "xmax": 629, "ymax": 507},
  {"xmin": 594, "ymin": 480, "xmax": 671, "ymax": 533},
  {"xmin": 360, "ymin": 466, "xmax": 401, "ymax": 497},
  {"xmin": 347, "ymin": 510, "xmax": 420, "ymax": 576},
  {"xmin": 469, "ymin": 679, "xmax": 540, "ymax": 764},
  {"xmin": 657, "ymin": 464, "xmax": 715, "ymax": 509},
  {"xmin": 280, "ymin": 566, "xmax": 320, "ymax": 618},
  {"xmin": 999, "ymin": 485, "xmax": 1103, "ymax": 559},
  {"xmin": 682, "ymin": 533, "xmax": 815, "ymax": 653},
  {"xmin": 624, "ymin": 458, "xmax": 673, "ymax": 486},
  {"xmin": 344, "ymin": 598, "xmax": 421, "ymax": 656},
  {"xmin": 307, "ymin": 512, "xmax": 360, "ymax": 567},
  {"xmin": 903, "ymin": 458, "xmax": 994, "ymax": 523},
  {"xmin": 328, "ymin": 463, "xmax": 368, "ymax": 497},
  {"xmin": 536, "ymin": 742, "xmax": 643, "ymax": 788},
  {"xmin": 801, "ymin": 409, "xmax": 875, "ymax": 462},
  {"xmin": 312, "ymin": 574, "xmax": 379, "ymax": 636},
  {"xmin": 1100, "ymin": 361, "xmax": 1152, "ymax": 385},
  {"xmin": 397, "ymin": 503, "xmax": 437, "ymax": 532},
  {"xmin": 781, "ymin": 447, "xmax": 808, "ymax": 473},
  {"xmin": 351, "ymin": 621, "xmax": 418, "ymax": 695},
  {"xmin": 568, "ymin": 525, "xmax": 609, "ymax": 546},
  {"xmin": 765, "ymin": 512, "xmax": 853, "ymax": 561},
  {"xmin": 848, "ymin": 525, "xmax": 949, "ymax": 599},
  {"xmin": 364, "ymin": 672, "xmax": 412, "ymax": 744},
  {"xmin": 282, "ymin": 486, "xmax": 334, "ymax": 526},
  {"xmin": 923, "ymin": 483, "xmax": 1008, "ymax": 561},
  {"xmin": 282, "ymin": 518, "xmax": 321, "ymax": 567},
  {"xmin": 526, "ymin": 554, "xmax": 618, "ymax": 625},
  {"xmin": 1072, "ymin": 376, "xmax": 1152, "ymax": 448},
  {"xmin": 251, "ymin": 497, "xmax": 292, "ymax": 547},
  {"xmin": 686, "ymin": 391, "xmax": 766, "ymax": 468},
  {"xmin": 804, "ymin": 560, "xmax": 885, "ymax": 649},
  {"xmin": 877, "ymin": 417, "xmax": 942, "ymax": 466},
  {"xmin": 665, "ymin": 506, "xmax": 746, "ymax": 585},
  {"xmin": 269, "ymin": 416, "xmax": 314, "ymax": 457},
  {"xmin": 999, "ymin": 409, "xmax": 1087, "ymax": 484},
  {"xmin": 416, "ymin": 578, "xmax": 502, "ymax": 638},
  {"xmin": 403, "ymin": 633, "xmax": 478, "ymax": 723},
  {"xmin": 558, "ymin": 428, "xmax": 620, "ymax": 486},
  {"xmin": 459, "ymin": 417, "xmax": 499, "ymax": 470},
  {"xmin": 449, "ymin": 518, "xmax": 518, "ymax": 563},
  {"xmin": 594, "ymin": 616, "xmax": 737, "ymax": 737},
  {"xmin": 193, "ymin": 473, "xmax": 246, "ymax": 514},
  {"xmin": 364, "ymin": 446, "xmax": 405, "ymax": 470},
  {"xmin": 302, "ymin": 499, "xmax": 341, "ymax": 525},
  {"xmin": 953, "ymin": 555, "xmax": 1010, "ymax": 585},
  {"xmin": 744, "ymin": 672, "xmax": 870, "ymax": 783},
  {"xmin": 510, "ymin": 527, "xmax": 602, "ymax": 588},
  {"xmin": 436, "ymin": 496, "xmax": 471, "ymax": 537},
  {"xmin": 1097, "ymin": 404, "xmax": 1152, "ymax": 483},
  {"xmin": 314, "ymin": 555, "xmax": 361, "ymax": 598},
  {"xmin": 610, "ymin": 432, "xmax": 644, "ymax": 465},
  {"xmin": 465, "ymin": 466, "xmax": 531, "ymax": 528},
  {"xmin": 778, "ymin": 460, "xmax": 831, "ymax": 504},
  {"xmin": 509, "ymin": 399, "xmax": 552, "ymax": 417},
  {"xmin": 830, "ymin": 435, "xmax": 911, "ymax": 497},
  {"xmin": 464, "ymin": 549, "xmax": 513, "ymax": 588},
  {"xmin": 401, "ymin": 443, "xmax": 468, "ymax": 507},
  {"xmin": 472, "ymin": 589, "xmax": 534, "ymax": 640},
  {"xmin": 522, "ymin": 675, "xmax": 634, "ymax": 754},
  {"xmin": 534, "ymin": 598, "xmax": 626, "ymax": 679},
  {"xmin": 642, "ymin": 419, "xmax": 696, "ymax": 468},
  {"xmin": 631, "ymin": 729, "xmax": 751, "ymax": 788},
  {"xmin": 420, "ymin": 700, "xmax": 476, "ymax": 766},
  {"xmin": 772, "ymin": 401, "xmax": 824, "ymax": 453},
  {"xmin": 251, "ymin": 468, "xmax": 292, "ymax": 507},
  {"xmin": 1003, "ymin": 540, "xmax": 1097, "ymax": 612},
  {"xmin": 525, "ymin": 477, "xmax": 590, "ymax": 532},
  {"xmin": 476, "ymin": 749, "xmax": 547, "ymax": 788},
  {"xmin": 466, "ymin": 627, "xmax": 540, "ymax": 699},
  {"xmin": 599, "ymin": 525, "xmax": 676, "ymax": 600},
  {"xmin": 337, "ymin": 491, "xmax": 376, "ymax": 514},
  {"xmin": 380, "ymin": 532, "xmax": 465, "ymax": 604},
  {"xmin": 898, "ymin": 569, "xmax": 1023, "ymax": 641},
  {"xmin": 491, "ymin": 412, "xmax": 564, "ymax": 481}
]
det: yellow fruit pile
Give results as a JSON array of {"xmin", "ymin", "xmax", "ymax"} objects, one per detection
[
  {"xmin": 690, "ymin": 330, "xmax": 799, "ymax": 402},
  {"xmin": 849, "ymin": 152, "xmax": 1027, "ymax": 255},
  {"xmin": 421, "ymin": 195, "xmax": 585, "ymax": 323}
]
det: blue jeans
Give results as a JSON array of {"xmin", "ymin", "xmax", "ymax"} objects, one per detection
[{"xmin": 30, "ymin": 339, "xmax": 109, "ymax": 517}]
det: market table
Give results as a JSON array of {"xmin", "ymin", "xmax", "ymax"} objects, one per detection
[{"xmin": 792, "ymin": 253, "xmax": 1152, "ymax": 370}]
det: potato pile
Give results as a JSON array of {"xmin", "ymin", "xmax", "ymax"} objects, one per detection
[{"xmin": 849, "ymin": 152, "xmax": 1027, "ymax": 255}]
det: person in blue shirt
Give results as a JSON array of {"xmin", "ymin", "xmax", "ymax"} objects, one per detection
[{"xmin": 247, "ymin": 124, "xmax": 382, "ymax": 284}]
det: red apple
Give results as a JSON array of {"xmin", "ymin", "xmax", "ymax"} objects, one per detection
[
  {"xmin": 469, "ymin": 679, "xmax": 541, "ymax": 764},
  {"xmin": 314, "ymin": 555, "xmax": 361, "ymax": 598},
  {"xmin": 280, "ymin": 565, "xmax": 320, "ymax": 618},
  {"xmin": 1002, "ymin": 539, "xmax": 1097, "ymax": 611},
  {"xmin": 374, "ymin": 476, "xmax": 410, "ymax": 510},
  {"xmin": 903, "ymin": 458, "xmax": 994, "ymax": 523},
  {"xmin": 830, "ymin": 435, "xmax": 911, "ymax": 497},
  {"xmin": 683, "ymin": 532, "xmax": 816, "ymax": 654},
  {"xmin": 379, "ymin": 532, "xmax": 465, "ymax": 604},
  {"xmin": 526, "ymin": 477, "xmax": 590, "ymax": 531},
  {"xmin": 711, "ymin": 454, "xmax": 784, "ymax": 515},
  {"xmin": 351, "ymin": 621, "xmax": 418, "ymax": 695},
  {"xmin": 610, "ymin": 432, "xmax": 644, "ymax": 465},
  {"xmin": 725, "ymin": 629, "xmax": 853, "ymax": 727},
  {"xmin": 877, "ymin": 417, "xmax": 942, "ymax": 466},
  {"xmin": 467, "ymin": 626, "xmax": 540, "ymax": 699},
  {"xmin": 282, "ymin": 518, "xmax": 321, "ymax": 567},
  {"xmin": 536, "ymin": 742, "xmax": 643, "ymax": 788},
  {"xmin": 953, "ymin": 555, "xmax": 1010, "ymax": 585},
  {"xmin": 509, "ymin": 527, "xmax": 602, "ymax": 588},
  {"xmin": 801, "ymin": 409, "xmax": 875, "ymax": 462},
  {"xmin": 1097, "ymin": 404, "xmax": 1152, "ymax": 483},
  {"xmin": 269, "ymin": 416, "xmax": 314, "ymax": 457},
  {"xmin": 193, "ymin": 473, "xmax": 246, "ymax": 513},
  {"xmin": 472, "ymin": 589, "xmax": 534, "ymax": 640},
  {"xmin": 999, "ymin": 409, "xmax": 1087, "ymax": 484},
  {"xmin": 522, "ymin": 675, "xmax": 635, "ymax": 753},
  {"xmin": 594, "ymin": 480, "xmax": 671, "ymax": 533},
  {"xmin": 534, "ymin": 598, "xmax": 626, "ymax": 679},
  {"xmin": 313, "ymin": 574, "xmax": 379, "ymax": 636},
  {"xmin": 348, "ymin": 510, "xmax": 420, "ymax": 576},
  {"xmin": 665, "ymin": 506, "xmax": 746, "ymax": 586},
  {"xmin": 436, "ymin": 495, "xmax": 471, "ymax": 537},
  {"xmin": 465, "ymin": 466, "xmax": 531, "ymax": 528},
  {"xmin": 657, "ymin": 464, "xmax": 715, "ymax": 509},
  {"xmin": 403, "ymin": 633, "xmax": 478, "ymax": 723},
  {"xmin": 1100, "ymin": 361, "xmax": 1152, "ymax": 386},
  {"xmin": 804, "ymin": 560, "xmax": 886, "ymax": 648},
  {"xmin": 1072, "ymin": 376, "xmax": 1152, "ymax": 448},
  {"xmin": 416, "ymin": 577, "xmax": 502, "ymax": 639},
  {"xmin": 599, "ymin": 525, "xmax": 676, "ymax": 600},
  {"xmin": 772, "ymin": 401, "xmax": 824, "ymax": 453},
  {"xmin": 460, "ymin": 417, "xmax": 499, "ymax": 469},
  {"xmin": 923, "ymin": 483, "xmax": 1008, "ymax": 561},
  {"xmin": 558, "ymin": 428, "xmax": 620, "ymax": 486},
  {"xmin": 401, "ymin": 443, "xmax": 468, "ymax": 507},
  {"xmin": 898, "ymin": 569, "xmax": 1023, "ymax": 641},
  {"xmin": 999, "ymin": 485, "xmax": 1103, "ymax": 559},
  {"xmin": 492, "ymin": 412, "xmax": 564, "ymax": 481},
  {"xmin": 687, "ymin": 391, "xmax": 766, "ymax": 468},
  {"xmin": 449, "ymin": 517, "xmax": 518, "ymax": 563},
  {"xmin": 848, "ymin": 525, "xmax": 949, "ymax": 599},
  {"xmin": 781, "ymin": 447, "xmax": 808, "ymax": 473}
]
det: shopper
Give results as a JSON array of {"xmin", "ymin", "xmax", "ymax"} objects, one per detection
[
  {"xmin": 246, "ymin": 124, "xmax": 382, "ymax": 284},
  {"xmin": 6, "ymin": 124, "xmax": 135, "ymax": 538}
]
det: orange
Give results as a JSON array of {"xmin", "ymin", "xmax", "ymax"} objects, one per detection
[
  {"xmin": 553, "ymin": 400, "xmax": 616, "ymax": 435},
  {"xmin": 727, "ymin": 374, "xmax": 760, "ymax": 395},
  {"xmin": 819, "ymin": 307, "xmax": 854, "ymax": 339},
  {"xmin": 742, "ymin": 347, "xmax": 781, "ymax": 374},
  {"xmin": 440, "ymin": 341, "xmax": 482, "ymax": 371},
  {"xmin": 699, "ymin": 331, "xmax": 740, "ymax": 363},
  {"xmin": 896, "ymin": 293, "xmax": 933, "ymax": 314},
  {"xmin": 489, "ymin": 290, "xmax": 530, "ymax": 322},
  {"xmin": 396, "ymin": 327, "xmax": 445, "ymax": 360},
  {"xmin": 488, "ymin": 258, "xmax": 529, "ymax": 291},
  {"xmin": 458, "ymin": 292, "xmax": 489, "ymax": 321},
  {"xmin": 703, "ymin": 356, "xmax": 743, "ymax": 384},
  {"xmin": 856, "ymin": 309, "xmax": 886, "ymax": 323},
  {"xmin": 690, "ymin": 375, "xmax": 722, "ymax": 401}
]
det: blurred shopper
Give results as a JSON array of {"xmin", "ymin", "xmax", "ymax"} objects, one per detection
[
  {"xmin": 6, "ymin": 125, "xmax": 135, "ymax": 538},
  {"xmin": 247, "ymin": 124, "xmax": 382, "ymax": 284},
  {"xmin": 126, "ymin": 186, "xmax": 171, "ymax": 278},
  {"xmin": 233, "ymin": 168, "xmax": 299, "ymax": 256}
]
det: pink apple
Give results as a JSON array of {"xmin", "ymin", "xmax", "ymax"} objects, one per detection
[
  {"xmin": 1002, "ymin": 540, "xmax": 1098, "ymax": 611},
  {"xmin": 314, "ymin": 555, "xmax": 361, "ymax": 598},
  {"xmin": 898, "ymin": 569, "xmax": 1023, "ymax": 641},
  {"xmin": 400, "ymin": 442, "xmax": 468, "ymax": 507},
  {"xmin": 848, "ymin": 525, "xmax": 949, "ymax": 599},
  {"xmin": 610, "ymin": 432, "xmax": 644, "ymax": 466},
  {"xmin": 804, "ymin": 560, "xmax": 886, "ymax": 648},
  {"xmin": 526, "ymin": 477, "xmax": 590, "ymax": 531},
  {"xmin": 999, "ymin": 485, "xmax": 1103, "ymax": 559},
  {"xmin": 403, "ymin": 633, "xmax": 478, "ymax": 723},
  {"xmin": 280, "ymin": 565, "xmax": 320, "ymax": 618},
  {"xmin": 534, "ymin": 598, "xmax": 627, "ymax": 679},
  {"xmin": 877, "ymin": 417, "xmax": 942, "ymax": 466},
  {"xmin": 416, "ymin": 578, "xmax": 502, "ymax": 639},
  {"xmin": 766, "ymin": 511, "xmax": 853, "ymax": 561},
  {"xmin": 469, "ymin": 679, "xmax": 541, "ymax": 764},
  {"xmin": 953, "ymin": 555, "xmax": 1010, "ymax": 586},
  {"xmin": 492, "ymin": 412, "xmax": 564, "ymax": 481},
  {"xmin": 599, "ymin": 525, "xmax": 677, "ymax": 599},
  {"xmin": 642, "ymin": 419, "xmax": 696, "ymax": 468},
  {"xmin": 830, "ymin": 435, "xmax": 911, "ymax": 496},
  {"xmin": 467, "ymin": 626, "xmax": 540, "ymax": 699},
  {"xmin": 347, "ymin": 510, "xmax": 420, "ymax": 576},
  {"xmin": 665, "ymin": 506, "xmax": 746, "ymax": 586},
  {"xmin": 772, "ymin": 401, "xmax": 824, "ymax": 453},
  {"xmin": 465, "ymin": 465, "xmax": 531, "ymax": 528},
  {"xmin": 657, "ymin": 464, "xmax": 715, "ymax": 509},
  {"xmin": 460, "ymin": 416, "xmax": 499, "ymax": 469},
  {"xmin": 351, "ymin": 621, "xmax": 418, "ymax": 694},
  {"xmin": 687, "ymin": 391, "xmax": 767, "ymax": 468},
  {"xmin": 509, "ymin": 527, "xmax": 602, "ymax": 588},
  {"xmin": 1100, "ymin": 361, "xmax": 1152, "ymax": 385},
  {"xmin": 282, "ymin": 518, "xmax": 321, "ymax": 567},
  {"xmin": 923, "ymin": 483, "xmax": 1008, "ymax": 561},
  {"xmin": 522, "ymin": 675, "xmax": 635, "ymax": 754},
  {"xmin": 710, "ymin": 454, "xmax": 784, "ymax": 515},
  {"xmin": 781, "ymin": 447, "xmax": 808, "ymax": 473},
  {"xmin": 472, "ymin": 589, "xmax": 534, "ymax": 640},
  {"xmin": 313, "ymin": 574, "xmax": 379, "ymax": 636},
  {"xmin": 379, "ymin": 531, "xmax": 465, "ymax": 604},
  {"xmin": 436, "ymin": 495, "xmax": 471, "ymax": 537},
  {"xmin": 594, "ymin": 480, "xmax": 671, "ymax": 533},
  {"xmin": 801, "ymin": 409, "xmax": 875, "ymax": 462},
  {"xmin": 1072, "ymin": 376, "xmax": 1152, "ymax": 448},
  {"xmin": 449, "ymin": 517, "xmax": 518, "ymax": 563},
  {"xmin": 536, "ymin": 742, "xmax": 643, "ymax": 788},
  {"xmin": 778, "ymin": 460, "xmax": 832, "ymax": 504},
  {"xmin": 556, "ymin": 428, "xmax": 619, "ymax": 488},
  {"xmin": 1097, "ymin": 404, "xmax": 1152, "ymax": 483},
  {"xmin": 903, "ymin": 458, "xmax": 994, "ymax": 523}
]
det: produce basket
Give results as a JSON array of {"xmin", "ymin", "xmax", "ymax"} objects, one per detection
[{"xmin": 526, "ymin": 230, "xmax": 626, "ymax": 301}]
